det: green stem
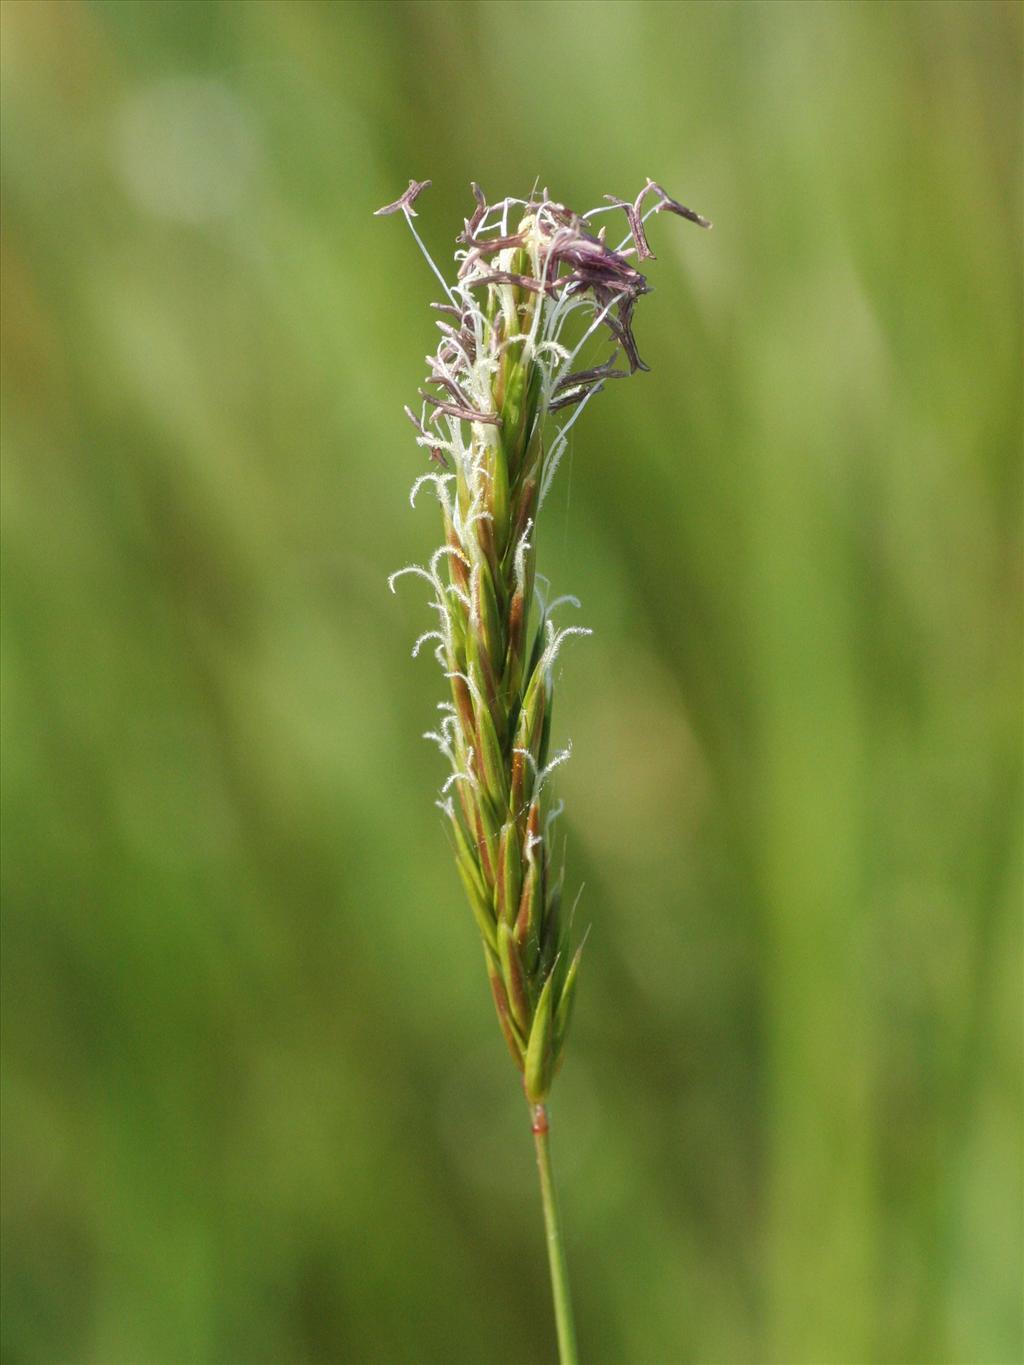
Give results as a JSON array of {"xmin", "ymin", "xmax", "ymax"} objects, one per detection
[{"xmin": 531, "ymin": 1103, "xmax": 579, "ymax": 1365}]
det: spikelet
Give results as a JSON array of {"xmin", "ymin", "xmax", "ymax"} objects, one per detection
[{"xmin": 380, "ymin": 178, "xmax": 710, "ymax": 1103}]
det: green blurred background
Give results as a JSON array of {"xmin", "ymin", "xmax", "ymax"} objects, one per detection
[{"xmin": 2, "ymin": 2, "xmax": 1021, "ymax": 1362}]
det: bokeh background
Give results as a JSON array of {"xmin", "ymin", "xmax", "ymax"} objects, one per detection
[{"xmin": 2, "ymin": 2, "xmax": 1021, "ymax": 1363}]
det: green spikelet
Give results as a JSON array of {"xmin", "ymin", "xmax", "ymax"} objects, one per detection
[{"xmin": 382, "ymin": 178, "xmax": 710, "ymax": 1103}]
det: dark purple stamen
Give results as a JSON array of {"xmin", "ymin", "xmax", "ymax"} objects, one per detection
[
  {"xmin": 597, "ymin": 292, "xmax": 648, "ymax": 374},
  {"xmin": 404, "ymin": 404, "xmax": 428, "ymax": 435},
  {"xmin": 549, "ymin": 383, "xmax": 606, "ymax": 413},
  {"xmin": 420, "ymin": 391, "xmax": 503, "ymax": 427},
  {"xmin": 554, "ymin": 359, "xmax": 628, "ymax": 393},
  {"xmin": 461, "ymin": 231, "xmax": 529, "ymax": 253},
  {"xmin": 374, "ymin": 178, "xmax": 432, "ymax": 218},
  {"xmin": 647, "ymin": 180, "xmax": 712, "ymax": 230},
  {"xmin": 605, "ymin": 194, "xmax": 656, "ymax": 261},
  {"xmin": 463, "ymin": 270, "xmax": 553, "ymax": 295},
  {"xmin": 423, "ymin": 371, "xmax": 475, "ymax": 409},
  {"xmin": 458, "ymin": 182, "xmax": 488, "ymax": 242},
  {"xmin": 378, "ymin": 178, "xmax": 709, "ymax": 444}
]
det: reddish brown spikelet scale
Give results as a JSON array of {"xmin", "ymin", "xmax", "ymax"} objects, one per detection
[
  {"xmin": 495, "ymin": 824, "xmax": 510, "ymax": 922},
  {"xmin": 454, "ymin": 777, "xmax": 476, "ymax": 841},
  {"xmin": 506, "ymin": 591, "xmax": 525, "ymax": 671},
  {"xmin": 489, "ymin": 972, "xmax": 524, "ymax": 1066},
  {"xmin": 514, "ymin": 805, "xmax": 542, "ymax": 947},
  {"xmin": 471, "ymin": 575, "xmax": 500, "ymax": 702},
  {"xmin": 476, "ymin": 507, "xmax": 499, "ymax": 581},
  {"xmin": 495, "ymin": 864, "xmax": 507, "ymax": 924},
  {"xmin": 514, "ymin": 480, "xmax": 538, "ymax": 544},
  {"xmin": 523, "ymin": 686, "xmax": 546, "ymax": 760},
  {"xmin": 504, "ymin": 933, "xmax": 531, "ymax": 1031},
  {"xmin": 526, "ymin": 801, "xmax": 541, "ymax": 845},
  {"xmin": 510, "ymin": 747, "xmax": 527, "ymax": 817},
  {"xmin": 451, "ymin": 673, "xmax": 475, "ymax": 738},
  {"xmin": 473, "ymin": 807, "xmax": 495, "ymax": 884},
  {"xmin": 475, "ymin": 668, "xmax": 503, "ymax": 744},
  {"xmin": 515, "ymin": 859, "xmax": 536, "ymax": 950},
  {"xmin": 446, "ymin": 527, "xmax": 469, "ymax": 595}
]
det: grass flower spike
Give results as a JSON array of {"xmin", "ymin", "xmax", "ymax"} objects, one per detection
[{"xmin": 379, "ymin": 177, "xmax": 709, "ymax": 1363}]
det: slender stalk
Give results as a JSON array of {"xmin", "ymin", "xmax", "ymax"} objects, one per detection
[{"xmin": 531, "ymin": 1104, "xmax": 579, "ymax": 1365}]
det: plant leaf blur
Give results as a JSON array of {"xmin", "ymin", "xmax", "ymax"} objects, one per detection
[{"xmin": 2, "ymin": 3, "xmax": 1020, "ymax": 1363}]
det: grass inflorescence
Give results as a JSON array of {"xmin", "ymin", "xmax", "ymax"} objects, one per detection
[{"xmin": 379, "ymin": 177, "xmax": 709, "ymax": 1363}]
